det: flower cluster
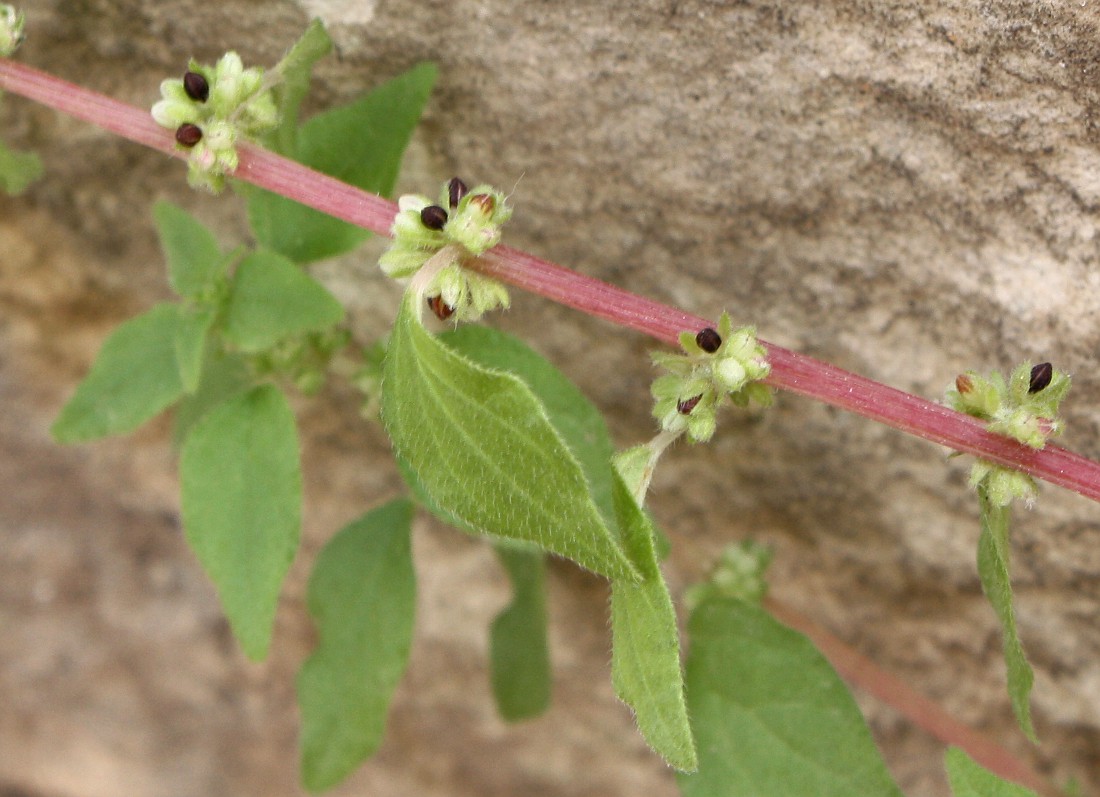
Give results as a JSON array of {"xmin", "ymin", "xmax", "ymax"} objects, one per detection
[
  {"xmin": 651, "ymin": 313, "xmax": 771, "ymax": 442},
  {"xmin": 380, "ymin": 177, "xmax": 512, "ymax": 323},
  {"xmin": 0, "ymin": 4, "xmax": 24, "ymax": 56},
  {"xmin": 684, "ymin": 541, "xmax": 774, "ymax": 610},
  {"xmin": 946, "ymin": 361, "xmax": 1071, "ymax": 506},
  {"xmin": 151, "ymin": 53, "xmax": 278, "ymax": 192},
  {"xmin": 250, "ymin": 327, "xmax": 351, "ymax": 396}
]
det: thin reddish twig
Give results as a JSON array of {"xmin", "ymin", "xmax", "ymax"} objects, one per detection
[
  {"xmin": 2, "ymin": 58, "xmax": 1092, "ymax": 502},
  {"xmin": 0, "ymin": 54, "xmax": 1072, "ymax": 791}
]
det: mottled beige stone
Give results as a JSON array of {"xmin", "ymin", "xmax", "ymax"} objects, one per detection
[{"xmin": 2, "ymin": 2, "xmax": 1099, "ymax": 795}]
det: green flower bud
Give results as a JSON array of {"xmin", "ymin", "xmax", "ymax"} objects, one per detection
[
  {"xmin": 0, "ymin": 5, "xmax": 26, "ymax": 56},
  {"xmin": 947, "ymin": 361, "xmax": 1070, "ymax": 509},
  {"xmin": 715, "ymin": 357, "xmax": 747, "ymax": 392},
  {"xmin": 151, "ymin": 96, "xmax": 197, "ymax": 129},
  {"xmin": 423, "ymin": 263, "xmax": 510, "ymax": 323},
  {"xmin": 151, "ymin": 51, "xmax": 277, "ymax": 193},
  {"xmin": 446, "ymin": 186, "xmax": 512, "ymax": 256},
  {"xmin": 378, "ymin": 180, "xmax": 513, "ymax": 323},
  {"xmin": 685, "ymin": 541, "xmax": 774, "ymax": 611},
  {"xmin": 650, "ymin": 313, "xmax": 770, "ymax": 443},
  {"xmin": 241, "ymin": 92, "xmax": 279, "ymax": 132},
  {"xmin": 969, "ymin": 462, "xmax": 1037, "ymax": 508},
  {"xmin": 687, "ymin": 409, "xmax": 717, "ymax": 442},
  {"xmin": 660, "ymin": 408, "xmax": 689, "ymax": 434},
  {"xmin": 379, "ymin": 246, "xmax": 431, "ymax": 279},
  {"xmin": 946, "ymin": 362, "xmax": 1069, "ymax": 450}
]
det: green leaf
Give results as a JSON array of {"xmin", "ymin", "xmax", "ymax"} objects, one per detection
[
  {"xmin": 439, "ymin": 325, "xmax": 619, "ymax": 526},
  {"xmin": 976, "ymin": 486, "xmax": 1037, "ymax": 741},
  {"xmin": 945, "ymin": 748, "xmax": 1039, "ymax": 797},
  {"xmin": 268, "ymin": 19, "xmax": 333, "ymax": 156},
  {"xmin": 222, "ymin": 250, "xmax": 344, "ymax": 353},
  {"xmin": 52, "ymin": 303, "xmax": 186, "ymax": 442},
  {"xmin": 490, "ymin": 542, "xmax": 551, "ymax": 722},
  {"xmin": 153, "ymin": 200, "xmax": 226, "ymax": 298},
  {"xmin": 248, "ymin": 62, "xmax": 437, "ymax": 263},
  {"xmin": 381, "ymin": 293, "xmax": 637, "ymax": 580},
  {"xmin": 614, "ymin": 445, "xmax": 653, "ymax": 503},
  {"xmin": 174, "ymin": 305, "xmax": 216, "ymax": 393},
  {"xmin": 0, "ymin": 137, "xmax": 43, "ymax": 195},
  {"xmin": 678, "ymin": 598, "xmax": 904, "ymax": 797},
  {"xmin": 180, "ymin": 385, "xmax": 301, "ymax": 660},
  {"xmin": 610, "ymin": 466, "xmax": 696, "ymax": 771},
  {"xmin": 298, "ymin": 498, "xmax": 416, "ymax": 792},
  {"xmin": 172, "ymin": 346, "xmax": 253, "ymax": 446},
  {"xmin": 611, "ymin": 444, "xmax": 671, "ymax": 560}
]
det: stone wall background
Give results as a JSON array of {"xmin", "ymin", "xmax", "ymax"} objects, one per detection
[{"xmin": 2, "ymin": 1, "xmax": 1099, "ymax": 795}]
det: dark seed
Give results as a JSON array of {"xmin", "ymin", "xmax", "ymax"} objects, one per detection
[
  {"xmin": 955, "ymin": 374, "xmax": 973, "ymax": 394},
  {"xmin": 175, "ymin": 123, "xmax": 203, "ymax": 147},
  {"xmin": 696, "ymin": 327, "xmax": 722, "ymax": 353},
  {"xmin": 1028, "ymin": 362, "xmax": 1053, "ymax": 394},
  {"xmin": 420, "ymin": 205, "xmax": 449, "ymax": 230},
  {"xmin": 427, "ymin": 295, "xmax": 455, "ymax": 320},
  {"xmin": 183, "ymin": 71, "xmax": 210, "ymax": 102},
  {"xmin": 447, "ymin": 177, "xmax": 468, "ymax": 209},
  {"xmin": 677, "ymin": 395, "xmax": 702, "ymax": 415}
]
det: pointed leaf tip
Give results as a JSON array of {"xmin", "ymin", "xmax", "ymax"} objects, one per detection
[
  {"xmin": 298, "ymin": 499, "xmax": 415, "ymax": 791},
  {"xmin": 180, "ymin": 385, "xmax": 301, "ymax": 660},
  {"xmin": 381, "ymin": 293, "xmax": 637, "ymax": 580}
]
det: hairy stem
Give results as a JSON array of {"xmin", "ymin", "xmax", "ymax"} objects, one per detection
[
  {"xmin": 3, "ymin": 57, "xmax": 1094, "ymax": 503},
  {"xmin": 0, "ymin": 54, "xmax": 1069, "ymax": 790}
]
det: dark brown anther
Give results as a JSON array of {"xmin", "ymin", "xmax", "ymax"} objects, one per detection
[
  {"xmin": 468, "ymin": 193, "xmax": 496, "ymax": 215},
  {"xmin": 427, "ymin": 295, "xmax": 455, "ymax": 320},
  {"xmin": 954, "ymin": 374, "xmax": 973, "ymax": 394},
  {"xmin": 677, "ymin": 395, "xmax": 702, "ymax": 415},
  {"xmin": 1028, "ymin": 362, "xmax": 1053, "ymax": 394},
  {"xmin": 696, "ymin": 327, "xmax": 722, "ymax": 353},
  {"xmin": 447, "ymin": 177, "xmax": 469, "ymax": 209},
  {"xmin": 175, "ymin": 123, "xmax": 203, "ymax": 147},
  {"xmin": 420, "ymin": 205, "xmax": 449, "ymax": 231},
  {"xmin": 183, "ymin": 71, "xmax": 210, "ymax": 102}
]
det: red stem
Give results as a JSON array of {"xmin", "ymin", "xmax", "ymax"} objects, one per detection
[
  {"xmin": 0, "ymin": 55, "xmax": 1067, "ymax": 794},
  {"xmin": 1, "ymin": 58, "xmax": 1094, "ymax": 503}
]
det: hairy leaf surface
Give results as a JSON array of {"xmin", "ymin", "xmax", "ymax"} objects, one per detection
[
  {"xmin": 440, "ymin": 325, "xmax": 619, "ymax": 524},
  {"xmin": 298, "ymin": 499, "xmax": 416, "ymax": 792},
  {"xmin": 678, "ymin": 598, "xmax": 903, "ymax": 797},
  {"xmin": 154, "ymin": 200, "xmax": 225, "ymax": 298},
  {"xmin": 610, "ymin": 464, "xmax": 696, "ymax": 771},
  {"xmin": 0, "ymin": 137, "xmax": 43, "ymax": 195},
  {"xmin": 174, "ymin": 305, "xmax": 216, "ymax": 393},
  {"xmin": 248, "ymin": 63, "xmax": 436, "ymax": 263},
  {"xmin": 52, "ymin": 303, "xmax": 185, "ymax": 442},
  {"xmin": 172, "ymin": 347, "xmax": 253, "ymax": 446},
  {"xmin": 976, "ymin": 486, "xmax": 1036, "ymax": 742},
  {"xmin": 222, "ymin": 250, "xmax": 344, "ymax": 352},
  {"xmin": 490, "ymin": 542, "xmax": 551, "ymax": 721},
  {"xmin": 180, "ymin": 385, "xmax": 301, "ymax": 660},
  {"xmin": 381, "ymin": 294, "xmax": 636, "ymax": 580},
  {"xmin": 944, "ymin": 748, "xmax": 1039, "ymax": 797},
  {"xmin": 267, "ymin": 19, "xmax": 333, "ymax": 156}
]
